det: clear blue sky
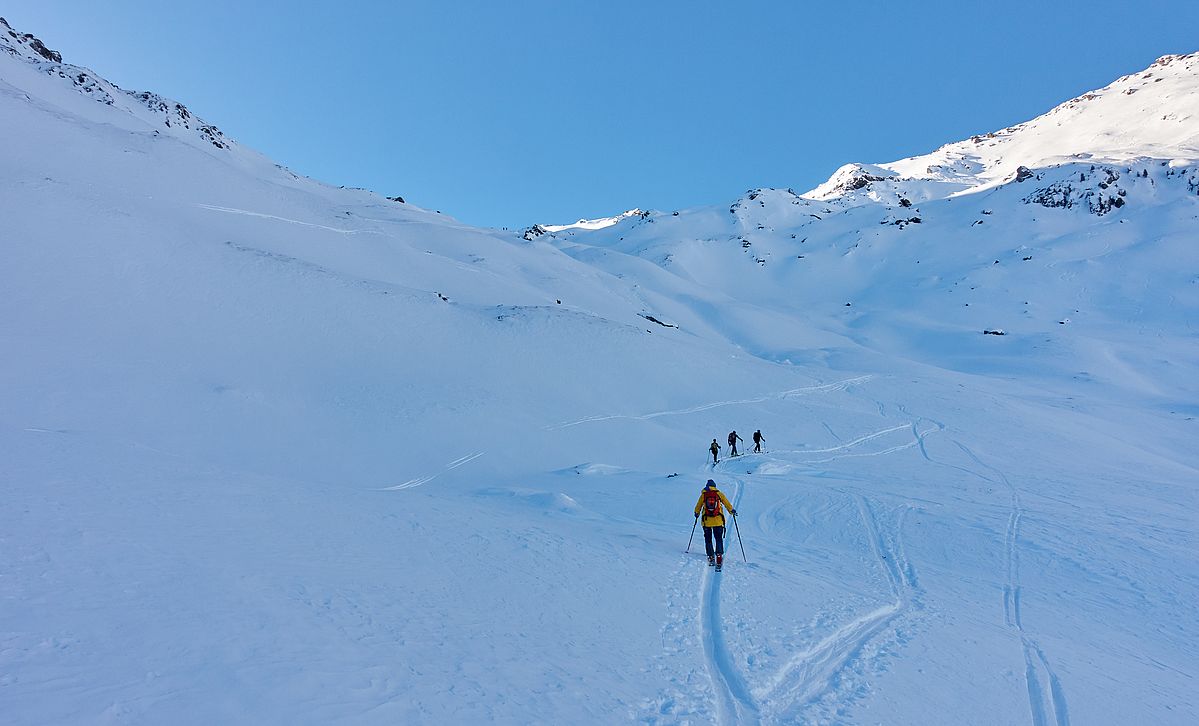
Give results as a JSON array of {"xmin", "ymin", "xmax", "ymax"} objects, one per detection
[{"xmin": 6, "ymin": 2, "xmax": 1198, "ymax": 228}]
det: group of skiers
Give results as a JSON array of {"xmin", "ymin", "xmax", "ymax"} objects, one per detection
[
  {"xmin": 686, "ymin": 431, "xmax": 766, "ymax": 570},
  {"xmin": 708, "ymin": 429, "xmax": 764, "ymax": 463}
]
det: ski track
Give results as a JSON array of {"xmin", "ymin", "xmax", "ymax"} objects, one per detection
[
  {"xmin": 698, "ymin": 437, "xmax": 925, "ymax": 725},
  {"xmin": 754, "ymin": 495, "xmax": 920, "ymax": 723},
  {"xmin": 698, "ymin": 477, "xmax": 761, "ymax": 725},
  {"xmin": 766, "ymin": 422, "xmax": 940, "ymax": 466},
  {"xmin": 953, "ymin": 441, "xmax": 1070, "ymax": 726},
  {"xmin": 196, "ymin": 203, "xmax": 385, "ymax": 235},
  {"xmin": 707, "ymin": 418, "xmax": 934, "ymax": 722},
  {"xmin": 652, "ymin": 399, "xmax": 938, "ymax": 723},
  {"xmin": 894, "ymin": 404, "xmax": 947, "ymax": 464},
  {"xmin": 545, "ymin": 376, "xmax": 872, "ymax": 430},
  {"xmin": 378, "ymin": 451, "xmax": 485, "ymax": 491},
  {"xmin": 789, "ymin": 424, "xmax": 911, "ymax": 455}
]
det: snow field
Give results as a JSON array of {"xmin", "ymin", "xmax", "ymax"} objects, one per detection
[{"xmin": 2, "ymin": 23, "xmax": 1198, "ymax": 725}]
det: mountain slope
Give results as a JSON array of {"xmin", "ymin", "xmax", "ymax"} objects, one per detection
[
  {"xmin": 806, "ymin": 52, "xmax": 1199, "ymax": 205},
  {"xmin": 3, "ymin": 21, "xmax": 1197, "ymax": 726},
  {"xmin": 539, "ymin": 51, "xmax": 1199, "ymax": 411}
]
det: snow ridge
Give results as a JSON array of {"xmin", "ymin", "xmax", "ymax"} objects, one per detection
[
  {"xmin": 543, "ymin": 209, "xmax": 645, "ymax": 232},
  {"xmin": 0, "ymin": 16, "xmax": 231, "ymax": 151},
  {"xmin": 805, "ymin": 51, "xmax": 1199, "ymax": 205}
]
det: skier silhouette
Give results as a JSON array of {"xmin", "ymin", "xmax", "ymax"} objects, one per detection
[
  {"xmin": 728, "ymin": 430, "xmax": 744, "ymax": 457},
  {"xmin": 709, "ymin": 439, "xmax": 720, "ymax": 464},
  {"xmin": 753, "ymin": 429, "xmax": 765, "ymax": 453}
]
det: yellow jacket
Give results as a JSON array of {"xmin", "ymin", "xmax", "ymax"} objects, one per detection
[{"xmin": 694, "ymin": 484, "xmax": 734, "ymax": 527}]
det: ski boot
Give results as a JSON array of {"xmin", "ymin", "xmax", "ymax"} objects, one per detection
[
  {"xmin": 715, "ymin": 554, "xmax": 723, "ymax": 572},
  {"xmin": 708, "ymin": 555, "xmax": 715, "ymax": 567}
]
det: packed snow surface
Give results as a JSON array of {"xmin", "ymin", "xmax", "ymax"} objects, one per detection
[{"xmin": 2, "ymin": 20, "xmax": 1197, "ymax": 725}]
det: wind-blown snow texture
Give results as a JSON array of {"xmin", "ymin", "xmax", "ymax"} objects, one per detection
[{"xmin": 2, "ymin": 19, "xmax": 1197, "ymax": 725}]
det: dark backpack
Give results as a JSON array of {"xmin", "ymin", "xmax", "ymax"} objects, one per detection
[
  {"xmin": 704, "ymin": 489, "xmax": 722, "ymax": 517},
  {"xmin": 728, "ymin": 433, "xmax": 736, "ymax": 446}
]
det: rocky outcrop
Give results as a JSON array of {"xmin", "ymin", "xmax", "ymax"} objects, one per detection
[
  {"xmin": 1, "ymin": 17, "xmax": 230, "ymax": 151},
  {"xmin": 1, "ymin": 17, "xmax": 62, "ymax": 62},
  {"xmin": 1023, "ymin": 166, "xmax": 1134, "ymax": 215},
  {"xmin": 522, "ymin": 224, "xmax": 549, "ymax": 241},
  {"xmin": 816, "ymin": 164, "xmax": 898, "ymax": 198}
]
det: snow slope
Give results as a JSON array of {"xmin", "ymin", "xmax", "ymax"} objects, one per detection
[
  {"xmin": 542, "ymin": 209, "xmax": 645, "ymax": 232},
  {"xmin": 3, "ymin": 21, "xmax": 1197, "ymax": 726},
  {"xmin": 806, "ymin": 52, "xmax": 1199, "ymax": 206}
]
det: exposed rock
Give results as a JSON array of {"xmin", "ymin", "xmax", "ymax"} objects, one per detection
[
  {"xmin": 25, "ymin": 33, "xmax": 61, "ymax": 63},
  {"xmin": 2, "ymin": 18, "xmax": 229, "ymax": 150},
  {"xmin": 1024, "ymin": 167, "xmax": 1131, "ymax": 215},
  {"xmin": 846, "ymin": 173, "xmax": 886, "ymax": 191},
  {"xmin": 640, "ymin": 314, "xmax": 677, "ymax": 328},
  {"xmin": 521, "ymin": 224, "xmax": 549, "ymax": 241},
  {"xmin": 0, "ymin": 18, "xmax": 63, "ymax": 62}
]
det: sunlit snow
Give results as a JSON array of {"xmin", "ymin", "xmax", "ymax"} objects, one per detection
[{"xmin": 2, "ymin": 19, "xmax": 1196, "ymax": 726}]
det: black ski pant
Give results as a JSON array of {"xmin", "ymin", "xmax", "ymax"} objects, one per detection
[
  {"xmin": 703, "ymin": 525, "xmax": 725, "ymax": 557},
  {"xmin": 730, "ymin": 443, "xmax": 738, "ymax": 456},
  {"xmin": 754, "ymin": 441, "xmax": 761, "ymax": 452}
]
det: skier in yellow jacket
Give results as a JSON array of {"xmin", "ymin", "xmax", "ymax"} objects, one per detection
[{"xmin": 694, "ymin": 479, "xmax": 736, "ymax": 569}]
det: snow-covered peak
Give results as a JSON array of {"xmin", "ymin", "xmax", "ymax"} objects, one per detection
[
  {"xmin": 803, "ymin": 163, "xmax": 901, "ymax": 202},
  {"xmin": 542, "ymin": 209, "xmax": 645, "ymax": 232},
  {"xmin": 806, "ymin": 51, "xmax": 1199, "ymax": 203}
]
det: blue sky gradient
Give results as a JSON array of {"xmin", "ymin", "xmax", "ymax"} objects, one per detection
[{"xmin": 6, "ymin": 1, "xmax": 1199, "ymax": 228}]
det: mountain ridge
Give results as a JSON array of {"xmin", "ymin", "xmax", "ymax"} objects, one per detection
[
  {"xmin": 537, "ymin": 51, "xmax": 1198, "ymax": 227},
  {"xmin": 1, "ymin": 16, "xmax": 234, "ymax": 152},
  {"xmin": 800, "ymin": 51, "xmax": 1198, "ymax": 205}
]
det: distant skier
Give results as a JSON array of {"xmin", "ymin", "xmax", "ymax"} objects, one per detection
[
  {"xmin": 753, "ymin": 429, "xmax": 765, "ymax": 453},
  {"xmin": 709, "ymin": 439, "xmax": 720, "ymax": 464},
  {"xmin": 728, "ymin": 430, "xmax": 744, "ymax": 457},
  {"xmin": 694, "ymin": 479, "xmax": 736, "ymax": 570}
]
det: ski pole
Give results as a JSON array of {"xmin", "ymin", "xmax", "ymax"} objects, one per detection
[
  {"xmin": 685, "ymin": 515, "xmax": 698, "ymax": 553},
  {"xmin": 732, "ymin": 512, "xmax": 747, "ymax": 563}
]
